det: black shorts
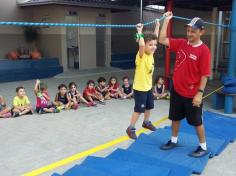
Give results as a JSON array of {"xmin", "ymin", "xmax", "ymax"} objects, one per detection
[
  {"xmin": 36, "ymin": 105, "xmax": 54, "ymax": 113},
  {"xmin": 134, "ymin": 89, "xmax": 154, "ymax": 113},
  {"xmin": 169, "ymin": 87, "xmax": 203, "ymax": 126}
]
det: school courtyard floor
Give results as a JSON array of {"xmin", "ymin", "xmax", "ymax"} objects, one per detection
[{"xmin": 0, "ymin": 67, "xmax": 235, "ymax": 176}]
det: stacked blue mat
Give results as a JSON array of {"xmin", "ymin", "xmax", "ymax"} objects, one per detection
[
  {"xmin": 52, "ymin": 111, "xmax": 236, "ymax": 176},
  {"xmin": 222, "ymin": 76, "xmax": 236, "ymax": 94},
  {"xmin": 0, "ymin": 58, "xmax": 63, "ymax": 82}
]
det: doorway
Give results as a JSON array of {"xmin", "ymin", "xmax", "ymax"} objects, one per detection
[
  {"xmin": 66, "ymin": 14, "xmax": 80, "ymax": 69},
  {"xmin": 96, "ymin": 14, "xmax": 107, "ymax": 67}
]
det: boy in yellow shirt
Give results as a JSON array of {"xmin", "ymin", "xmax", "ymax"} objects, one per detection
[
  {"xmin": 12, "ymin": 86, "xmax": 33, "ymax": 117},
  {"xmin": 126, "ymin": 21, "xmax": 160, "ymax": 139}
]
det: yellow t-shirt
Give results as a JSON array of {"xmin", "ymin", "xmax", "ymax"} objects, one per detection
[
  {"xmin": 13, "ymin": 96, "xmax": 30, "ymax": 107},
  {"xmin": 133, "ymin": 52, "xmax": 154, "ymax": 91}
]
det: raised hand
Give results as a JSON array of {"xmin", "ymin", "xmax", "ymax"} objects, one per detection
[
  {"xmin": 163, "ymin": 11, "xmax": 173, "ymax": 20},
  {"xmin": 136, "ymin": 23, "xmax": 144, "ymax": 34}
]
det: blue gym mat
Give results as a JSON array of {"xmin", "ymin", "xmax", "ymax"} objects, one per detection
[
  {"xmin": 164, "ymin": 125, "xmax": 230, "ymax": 155},
  {"xmin": 204, "ymin": 111, "xmax": 236, "ymax": 126},
  {"xmin": 51, "ymin": 174, "xmax": 61, "ymax": 176},
  {"xmin": 128, "ymin": 133, "xmax": 210, "ymax": 174},
  {"xmin": 204, "ymin": 112, "xmax": 236, "ymax": 141},
  {"xmin": 149, "ymin": 128, "xmax": 226, "ymax": 157},
  {"xmin": 107, "ymin": 148, "xmax": 192, "ymax": 176},
  {"xmin": 178, "ymin": 111, "xmax": 236, "ymax": 142},
  {"xmin": 51, "ymin": 111, "xmax": 235, "ymax": 176},
  {"xmin": 52, "ymin": 165, "xmax": 111, "ymax": 176},
  {"xmin": 80, "ymin": 156, "xmax": 170, "ymax": 176}
]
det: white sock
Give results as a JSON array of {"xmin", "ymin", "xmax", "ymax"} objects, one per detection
[
  {"xmin": 171, "ymin": 136, "xmax": 178, "ymax": 143},
  {"xmin": 200, "ymin": 143, "xmax": 207, "ymax": 150}
]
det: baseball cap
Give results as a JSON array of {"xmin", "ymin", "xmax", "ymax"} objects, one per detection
[{"xmin": 185, "ymin": 17, "xmax": 204, "ymax": 29}]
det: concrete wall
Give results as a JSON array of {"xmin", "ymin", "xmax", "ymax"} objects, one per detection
[
  {"xmin": 30, "ymin": 5, "xmax": 66, "ymax": 69},
  {"xmin": 111, "ymin": 9, "xmax": 139, "ymax": 55},
  {"xmin": 0, "ymin": 0, "xmax": 32, "ymax": 58},
  {"xmin": 0, "ymin": 2, "xmax": 217, "ymax": 71},
  {"xmin": 0, "ymin": 2, "xmax": 112, "ymax": 71},
  {"xmin": 79, "ymin": 8, "xmax": 111, "ymax": 69},
  {"xmin": 31, "ymin": 5, "xmax": 111, "ymax": 71}
]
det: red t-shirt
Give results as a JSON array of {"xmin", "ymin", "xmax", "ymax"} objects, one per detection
[
  {"xmin": 83, "ymin": 87, "xmax": 96, "ymax": 97},
  {"xmin": 109, "ymin": 83, "xmax": 119, "ymax": 94},
  {"xmin": 169, "ymin": 38, "xmax": 211, "ymax": 98}
]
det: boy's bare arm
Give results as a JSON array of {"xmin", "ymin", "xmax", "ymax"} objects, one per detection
[
  {"xmin": 159, "ymin": 11, "xmax": 173, "ymax": 47},
  {"xmin": 34, "ymin": 79, "xmax": 40, "ymax": 95},
  {"xmin": 154, "ymin": 21, "xmax": 160, "ymax": 39},
  {"xmin": 97, "ymin": 86, "xmax": 103, "ymax": 92},
  {"xmin": 25, "ymin": 104, "xmax": 32, "ymax": 109},
  {"xmin": 54, "ymin": 94, "xmax": 58, "ymax": 102},
  {"xmin": 102, "ymin": 87, "xmax": 108, "ymax": 92},
  {"xmin": 121, "ymin": 88, "xmax": 124, "ymax": 94},
  {"xmin": 193, "ymin": 76, "xmax": 208, "ymax": 107},
  {"xmin": 136, "ymin": 23, "xmax": 145, "ymax": 58}
]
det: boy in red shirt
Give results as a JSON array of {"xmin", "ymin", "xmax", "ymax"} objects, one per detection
[
  {"xmin": 159, "ymin": 12, "xmax": 211, "ymax": 158},
  {"xmin": 83, "ymin": 80, "xmax": 105, "ymax": 105}
]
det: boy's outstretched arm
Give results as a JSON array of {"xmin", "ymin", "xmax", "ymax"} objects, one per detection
[
  {"xmin": 159, "ymin": 11, "xmax": 173, "ymax": 47},
  {"xmin": 34, "ymin": 79, "xmax": 40, "ymax": 95},
  {"xmin": 136, "ymin": 23, "xmax": 145, "ymax": 58},
  {"xmin": 154, "ymin": 21, "xmax": 160, "ymax": 39}
]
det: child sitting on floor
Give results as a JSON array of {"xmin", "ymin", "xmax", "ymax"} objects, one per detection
[
  {"xmin": 153, "ymin": 76, "xmax": 169, "ymax": 100},
  {"xmin": 96, "ymin": 77, "xmax": 111, "ymax": 100},
  {"xmin": 12, "ymin": 86, "xmax": 33, "ymax": 117},
  {"xmin": 34, "ymin": 80, "xmax": 59, "ymax": 114},
  {"xmin": 83, "ymin": 80, "xmax": 105, "ymax": 105},
  {"xmin": 121, "ymin": 76, "xmax": 133, "ymax": 99},
  {"xmin": 53, "ymin": 84, "xmax": 72, "ymax": 110},
  {"xmin": 68, "ymin": 82, "xmax": 94, "ymax": 108},
  {"xmin": 108, "ymin": 76, "xmax": 124, "ymax": 99},
  {"xmin": 0, "ymin": 95, "xmax": 11, "ymax": 118}
]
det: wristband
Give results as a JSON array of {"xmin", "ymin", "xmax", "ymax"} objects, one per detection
[
  {"xmin": 134, "ymin": 33, "xmax": 144, "ymax": 40},
  {"xmin": 198, "ymin": 89, "xmax": 204, "ymax": 93}
]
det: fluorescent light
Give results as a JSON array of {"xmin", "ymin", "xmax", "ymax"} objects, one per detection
[{"xmin": 145, "ymin": 5, "xmax": 165, "ymax": 10}]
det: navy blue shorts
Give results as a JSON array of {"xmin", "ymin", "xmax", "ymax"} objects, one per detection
[{"xmin": 134, "ymin": 89, "xmax": 154, "ymax": 113}]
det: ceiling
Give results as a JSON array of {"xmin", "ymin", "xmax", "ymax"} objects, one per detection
[{"xmin": 17, "ymin": 0, "xmax": 232, "ymax": 11}]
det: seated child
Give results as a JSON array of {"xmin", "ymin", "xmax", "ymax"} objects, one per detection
[
  {"xmin": 34, "ymin": 80, "xmax": 59, "ymax": 114},
  {"xmin": 12, "ymin": 86, "xmax": 33, "ymax": 117},
  {"xmin": 153, "ymin": 76, "xmax": 169, "ymax": 100},
  {"xmin": 96, "ymin": 77, "xmax": 111, "ymax": 100},
  {"xmin": 108, "ymin": 76, "xmax": 124, "ymax": 99},
  {"xmin": 53, "ymin": 84, "xmax": 72, "ymax": 110},
  {"xmin": 83, "ymin": 80, "xmax": 105, "ymax": 105},
  {"xmin": 0, "ymin": 95, "xmax": 11, "ymax": 118},
  {"xmin": 68, "ymin": 82, "xmax": 94, "ymax": 108},
  {"xmin": 121, "ymin": 76, "xmax": 133, "ymax": 99}
]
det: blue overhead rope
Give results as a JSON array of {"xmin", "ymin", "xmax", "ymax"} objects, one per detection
[
  {"xmin": 172, "ymin": 16, "xmax": 230, "ymax": 28},
  {"xmin": 0, "ymin": 15, "xmax": 230, "ymax": 28}
]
